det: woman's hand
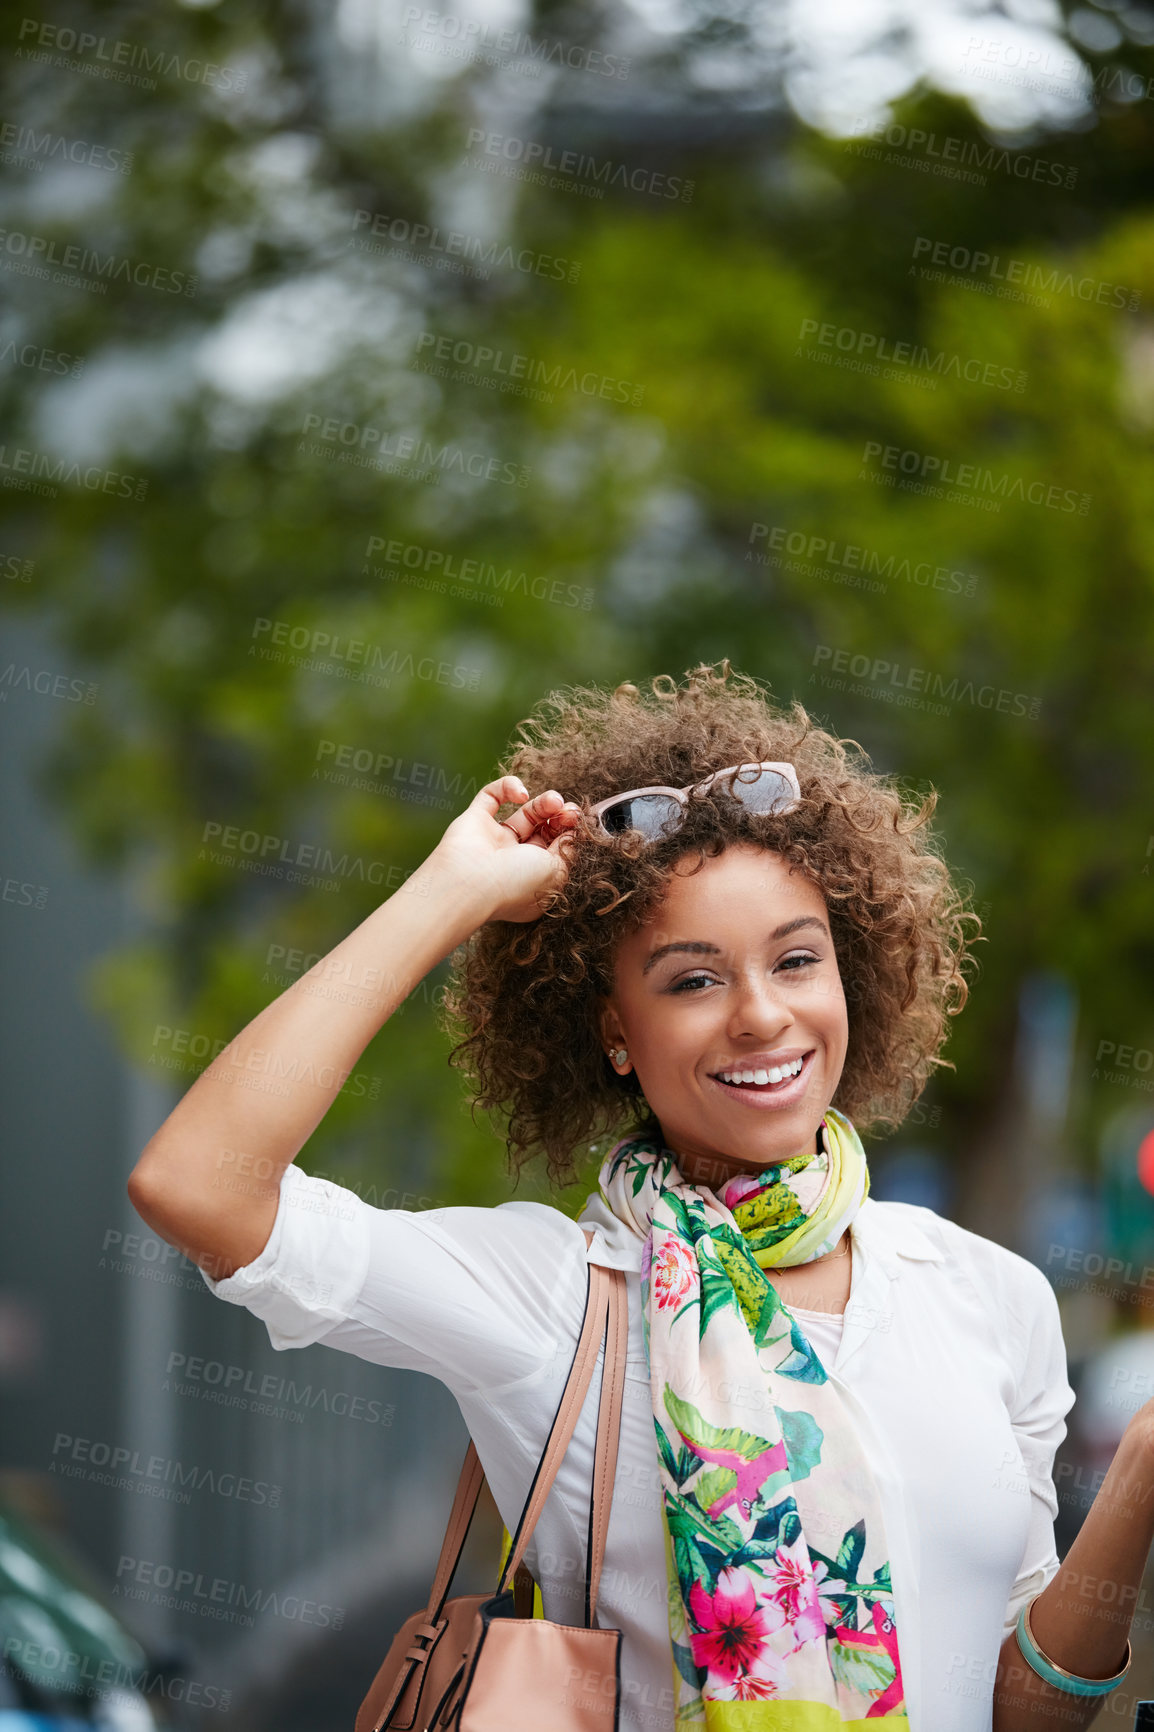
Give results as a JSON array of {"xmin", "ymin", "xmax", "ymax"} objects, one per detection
[{"xmin": 429, "ymin": 775, "xmax": 583, "ymax": 924}]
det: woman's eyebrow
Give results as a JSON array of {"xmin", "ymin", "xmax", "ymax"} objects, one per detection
[
  {"xmin": 771, "ymin": 916, "xmax": 830, "ymax": 942},
  {"xmin": 642, "ymin": 941, "xmax": 721, "ymax": 976},
  {"xmin": 641, "ymin": 917, "xmax": 829, "ymax": 975}
]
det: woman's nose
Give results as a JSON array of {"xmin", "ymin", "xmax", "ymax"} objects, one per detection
[{"xmin": 726, "ymin": 975, "xmax": 792, "ymax": 1041}]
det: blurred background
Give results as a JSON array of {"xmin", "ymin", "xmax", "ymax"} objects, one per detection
[{"xmin": 3, "ymin": 0, "xmax": 1154, "ymax": 1724}]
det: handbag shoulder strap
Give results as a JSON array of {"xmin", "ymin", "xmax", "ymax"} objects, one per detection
[
  {"xmin": 586, "ymin": 1256, "xmax": 628, "ymax": 1625},
  {"xmin": 425, "ymin": 1438, "xmax": 486, "ymax": 1620},
  {"xmin": 425, "ymin": 1229, "xmax": 625, "ymax": 1622},
  {"xmin": 498, "ymin": 1259, "xmax": 627, "ymax": 1626}
]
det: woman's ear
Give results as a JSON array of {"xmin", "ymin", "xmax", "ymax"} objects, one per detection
[{"xmin": 598, "ymin": 999, "xmax": 632, "ymax": 1075}]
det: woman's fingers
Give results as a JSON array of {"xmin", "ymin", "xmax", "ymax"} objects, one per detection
[
  {"xmin": 523, "ymin": 804, "xmax": 583, "ymax": 851},
  {"xmin": 500, "ymin": 789, "xmax": 571, "ymax": 842},
  {"xmin": 468, "ymin": 779, "xmax": 582, "ymax": 852},
  {"xmin": 473, "ymin": 775, "xmax": 530, "ymax": 818}
]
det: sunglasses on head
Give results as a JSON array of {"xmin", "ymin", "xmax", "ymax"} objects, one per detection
[{"xmin": 587, "ymin": 761, "xmax": 801, "ymax": 843}]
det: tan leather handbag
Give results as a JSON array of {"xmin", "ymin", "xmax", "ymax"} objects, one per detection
[{"xmin": 355, "ymin": 1249, "xmax": 628, "ymax": 1732}]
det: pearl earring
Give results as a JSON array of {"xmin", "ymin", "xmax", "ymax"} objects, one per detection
[{"xmin": 611, "ymin": 1048, "xmax": 629, "ymax": 1068}]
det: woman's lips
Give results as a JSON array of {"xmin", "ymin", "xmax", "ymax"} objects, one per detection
[{"xmin": 708, "ymin": 1050, "xmax": 816, "ymax": 1110}]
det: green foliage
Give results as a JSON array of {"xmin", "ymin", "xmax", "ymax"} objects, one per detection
[{"xmin": 4, "ymin": 2, "xmax": 1154, "ymax": 1215}]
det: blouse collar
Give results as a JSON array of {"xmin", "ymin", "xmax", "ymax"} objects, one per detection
[{"xmin": 578, "ymin": 1188, "xmax": 947, "ymax": 1275}]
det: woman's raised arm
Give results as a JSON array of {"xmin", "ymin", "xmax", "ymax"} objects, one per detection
[{"xmin": 126, "ymin": 777, "xmax": 579, "ymax": 1280}]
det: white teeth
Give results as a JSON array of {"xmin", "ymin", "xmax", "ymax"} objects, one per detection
[{"xmin": 718, "ymin": 1057, "xmax": 806, "ymax": 1086}]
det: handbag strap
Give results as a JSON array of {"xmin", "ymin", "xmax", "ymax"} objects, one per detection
[
  {"xmin": 423, "ymin": 1234, "xmax": 627, "ymax": 1627},
  {"xmin": 425, "ymin": 1436, "xmax": 486, "ymax": 1621},
  {"xmin": 498, "ymin": 1260, "xmax": 626, "ymax": 1625},
  {"xmin": 586, "ymin": 1252, "xmax": 628, "ymax": 1625}
]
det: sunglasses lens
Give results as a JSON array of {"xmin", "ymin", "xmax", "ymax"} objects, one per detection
[
  {"xmin": 599, "ymin": 793, "xmax": 682, "ymax": 839},
  {"xmin": 720, "ymin": 767, "xmax": 798, "ymax": 815}
]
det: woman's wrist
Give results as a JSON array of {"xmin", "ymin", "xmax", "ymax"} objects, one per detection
[{"xmin": 408, "ymin": 841, "xmax": 505, "ymax": 934}]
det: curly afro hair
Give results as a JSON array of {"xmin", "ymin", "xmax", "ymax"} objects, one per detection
[{"xmin": 443, "ymin": 662, "xmax": 978, "ymax": 1187}]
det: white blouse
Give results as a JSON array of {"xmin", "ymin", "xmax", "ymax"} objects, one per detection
[{"xmin": 199, "ymin": 1161, "xmax": 1075, "ymax": 1732}]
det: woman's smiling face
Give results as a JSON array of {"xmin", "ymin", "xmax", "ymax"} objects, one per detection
[{"xmin": 600, "ymin": 843, "xmax": 849, "ymax": 1187}]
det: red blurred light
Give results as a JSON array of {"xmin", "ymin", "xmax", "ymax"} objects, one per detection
[{"xmin": 1138, "ymin": 1130, "xmax": 1154, "ymax": 1196}]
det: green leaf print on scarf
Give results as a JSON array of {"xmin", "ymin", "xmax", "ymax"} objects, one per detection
[
  {"xmin": 663, "ymin": 1389, "xmax": 794, "ymax": 1519},
  {"xmin": 711, "ymin": 1234, "xmax": 775, "ymax": 1336},
  {"xmin": 656, "ymin": 1425, "xmax": 700, "ymax": 1489},
  {"xmin": 829, "ymin": 1638, "xmax": 897, "ymax": 1697},
  {"xmin": 710, "ymin": 1232, "xmax": 828, "ymax": 1379},
  {"xmin": 695, "ymin": 1244, "xmax": 742, "ymax": 1337},
  {"xmin": 730, "ymin": 1175, "xmax": 809, "ymax": 1257},
  {"xmin": 693, "ymin": 1466, "xmax": 738, "ymax": 1515},
  {"xmin": 835, "ymin": 1519, "xmax": 866, "ymax": 1582},
  {"xmin": 671, "ymin": 1641, "xmax": 701, "ymax": 1690},
  {"xmin": 775, "ymin": 1405, "xmax": 824, "ymax": 1480},
  {"xmin": 664, "ymin": 1492, "xmax": 742, "ymax": 1553}
]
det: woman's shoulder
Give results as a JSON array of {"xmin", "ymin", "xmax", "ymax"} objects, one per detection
[
  {"xmin": 860, "ymin": 1196, "xmax": 1057, "ymax": 1318},
  {"xmin": 385, "ymin": 1193, "xmax": 589, "ymax": 1262}
]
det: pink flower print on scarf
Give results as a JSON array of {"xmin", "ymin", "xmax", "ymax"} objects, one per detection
[
  {"xmin": 651, "ymin": 1235, "xmax": 698, "ymax": 1310},
  {"xmin": 687, "ymin": 1567, "xmax": 787, "ymax": 1699}
]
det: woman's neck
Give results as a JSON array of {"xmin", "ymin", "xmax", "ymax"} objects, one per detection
[{"xmin": 672, "ymin": 1130, "xmax": 820, "ymax": 1191}]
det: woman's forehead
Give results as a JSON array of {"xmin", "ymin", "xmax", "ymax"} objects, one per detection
[{"xmin": 625, "ymin": 846, "xmax": 828, "ymax": 942}]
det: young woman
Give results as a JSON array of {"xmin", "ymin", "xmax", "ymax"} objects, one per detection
[{"xmin": 129, "ymin": 664, "xmax": 1154, "ymax": 1732}]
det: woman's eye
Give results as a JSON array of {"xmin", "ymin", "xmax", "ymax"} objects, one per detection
[
  {"xmin": 777, "ymin": 952, "xmax": 819, "ymax": 972},
  {"xmin": 668, "ymin": 972, "xmax": 717, "ymax": 994}
]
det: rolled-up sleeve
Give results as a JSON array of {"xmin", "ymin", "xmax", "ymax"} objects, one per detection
[
  {"xmin": 197, "ymin": 1161, "xmax": 372, "ymax": 1349},
  {"xmin": 1000, "ymin": 1266, "xmax": 1077, "ymax": 1641},
  {"xmin": 198, "ymin": 1160, "xmax": 590, "ymax": 1398}
]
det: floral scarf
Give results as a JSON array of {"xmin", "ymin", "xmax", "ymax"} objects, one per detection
[{"xmin": 597, "ymin": 1108, "xmax": 907, "ymax": 1729}]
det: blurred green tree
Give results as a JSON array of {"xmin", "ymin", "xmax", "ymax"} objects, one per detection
[{"xmin": 3, "ymin": 0, "xmax": 1153, "ymax": 1237}]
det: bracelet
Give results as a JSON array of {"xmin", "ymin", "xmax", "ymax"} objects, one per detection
[{"xmin": 1014, "ymin": 1598, "xmax": 1132, "ymax": 1697}]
